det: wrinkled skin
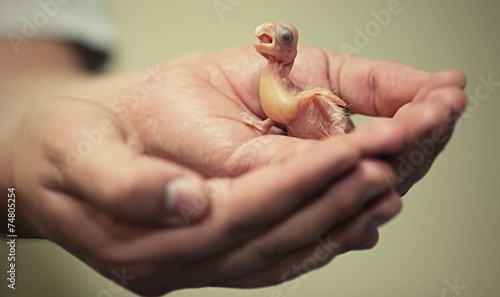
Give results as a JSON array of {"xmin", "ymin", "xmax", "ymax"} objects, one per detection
[
  {"xmin": 112, "ymin": 45, "xmax": 465, "ymax": 190},
  {"xmin": 78, "ymin": 45, "xmax": 467, "ymax": 294},
  {"xmin": 2, "ymin": 40, "xmax": 467, "ymax": 296}
]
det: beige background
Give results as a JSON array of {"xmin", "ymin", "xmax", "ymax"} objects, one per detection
[{"xmin": 2, "ymin": 0, "xmax": 499, "ymax": 296}]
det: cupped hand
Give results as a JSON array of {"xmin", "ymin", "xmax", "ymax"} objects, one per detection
[
  {"xmin": 6, "ymin": 96, "xmax": 401, "ymax": 295},
  {"xmin": 115, "ymin": 45, "xmax": 466, "ymax": 195}
]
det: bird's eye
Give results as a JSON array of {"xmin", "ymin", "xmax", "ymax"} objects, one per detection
[{"xmin": 277, "ymin": 27, "xmax": 293, "ymax": 45}]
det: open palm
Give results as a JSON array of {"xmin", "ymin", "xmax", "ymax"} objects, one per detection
[{"xmin": 119, "ymin": 44, "xmax": 466, "ymax": 193}]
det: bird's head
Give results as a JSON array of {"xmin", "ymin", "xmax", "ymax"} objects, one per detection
[{"xmin": 254, "ymin": 22, "xmax": 298, "ymax": 64}]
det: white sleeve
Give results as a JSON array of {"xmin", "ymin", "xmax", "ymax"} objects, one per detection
[{"xmin": 0, "ymin": 0, "xmax": 115, "ymax": 64}]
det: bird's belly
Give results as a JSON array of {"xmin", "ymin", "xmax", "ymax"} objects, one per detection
[{"xmin": 259, "ymin": 76, "xmax": 298, "ymax": 124}]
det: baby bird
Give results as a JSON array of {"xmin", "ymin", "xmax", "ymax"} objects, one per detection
[{"xmin": 242, "ymin": 22, "xmax": 353, "ymax": 139}]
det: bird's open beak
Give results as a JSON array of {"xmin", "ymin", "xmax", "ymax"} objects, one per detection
[
  {"xmin": 257, "ymin": 33, "xmax": 272, "ymax": 44},
  {"xmin": 254, "ymin": 23, "xmax": 275, "ymax": 56}
]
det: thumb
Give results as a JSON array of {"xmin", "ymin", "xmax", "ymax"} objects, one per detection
[
  {"xmin": 48, "ymin": 105, "xmax": 210, "ymax": 226},
  {"xmin": 62, "ymin": 143, "xmax": 212, "ymax": 226},
  {"xmin": 60, "ymin": 141, "xmax": 210, "ymax": 226}
]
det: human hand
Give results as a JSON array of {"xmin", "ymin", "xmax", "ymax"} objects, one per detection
[
  {"xmin": 347, "ymin": 69, "xmax": 467, "ymax": 194},
  {"xmin": 3, "ymin": 97, "xmax": 401, "ymax": 295},
  {"xmin": 114, "ymin": 46, "xmax": 466, "ymax": 195},
  {"xmin": 3, "ymin": 97, "xmax": 210, "ymax": 236}
]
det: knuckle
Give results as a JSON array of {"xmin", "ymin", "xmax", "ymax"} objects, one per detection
[
  {"xmin": 359, "ymin": 161, "xmax": 394, "ymax": 191},
  {"xmin": 359, "ymin": 160, "xmax": 393, "ymax": 182}
]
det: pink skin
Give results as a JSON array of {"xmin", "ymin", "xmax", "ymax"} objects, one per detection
[{"xmin": 242, "ymin": 22, "xmax": 353, "ymax": 139}]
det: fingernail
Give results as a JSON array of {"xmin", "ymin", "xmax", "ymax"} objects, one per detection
[{"xmin": 165, "ymin": 178, "xmax": 209, "ymax": 225}]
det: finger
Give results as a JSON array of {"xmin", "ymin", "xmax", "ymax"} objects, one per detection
[
  {"xmin": 396, "ymin": 72, "xmax": 468, "ymax": 127},
  {"xmin": 84, "ymin": 136, "xmax": 360, "ymax": 263},
  {"xmin": 210, "ymin": 191, "xmax": 401, "ymax": 288},
  {"xmin": 34, "ymin": 131, "xmax": 360, "ymax": 265},
  {"xmin": 173, "ymin": 160, "xmax": 398, "ymax": 285},
  {"xmin": 324, "ymin": 51, "xmax": 431, "ymax": 116},
  {"xmin": 66, "ymin": 138, "xmax": 208, "ymax": 225},
  {"xmin": 228, "ymin": 161, "xmax": 396, "ymax": 264},
  {"xmin": 397, "ymin": 86, "xmax": 467, "ymax": 141},
  {"xmin": 213, "ymin": 136, "xmax": 361, "ymax": 242},
  {"xmin": 391, "ymin": 87, "xmax": 467, "ymax": 194},
  {"xmin": 349, "ymin": 119, "xmax": 408, "ymax": 157},
  {"xmin": 349, "ymin": 76, "xmax": 467, "ymax": 158},
  {"xmin": 48, "ymin": 100, "xmax": 209, "ymax": 225},
  {"xmin": 392, "ymin": 70, "xmax": 467, "ymax": 125},
  {"xmin": 410, "ymin": 69, "xmax": 467, "ymax": 103}
]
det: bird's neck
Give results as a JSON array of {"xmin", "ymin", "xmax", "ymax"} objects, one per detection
[{"xmin": 264, "ymin": 59, "xmax": 296, "ymax": 90}]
